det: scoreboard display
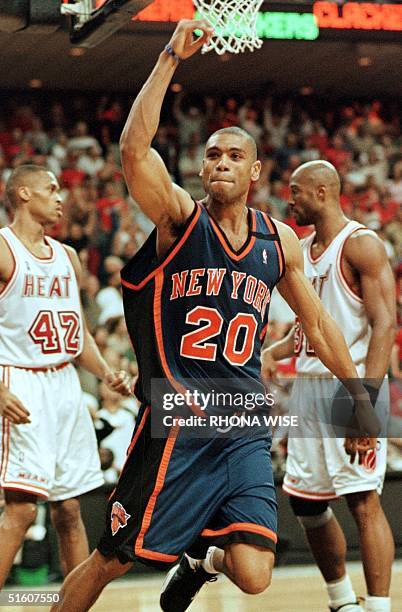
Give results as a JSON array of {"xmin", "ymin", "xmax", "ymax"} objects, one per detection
[{"xmin": 134, "ymin": 0, "xmax": 402, "ymax": 42}]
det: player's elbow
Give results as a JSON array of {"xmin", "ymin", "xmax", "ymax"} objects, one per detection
[
  {"xmin": 303, "ymin": 311, "xmax": 328, "ymax": 350},
  {"xmin": 370, "ymin": 316, "xmax": 397, "ymax": 342},
  {"xmin": 120, "ymin": 132, "xmax": 148, "ymax": 162}
]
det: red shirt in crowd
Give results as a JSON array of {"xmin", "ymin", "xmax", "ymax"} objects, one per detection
[{"xmin": 61, "ymin": 167, "xmax": 87, "ymax": 188}]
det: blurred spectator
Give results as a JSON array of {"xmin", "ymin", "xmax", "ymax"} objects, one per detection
[
  {"xmin": 97, "ymin": 382, "xmax": 136, "ymax": 472},
  {"xmin": 96, "ymin": 256, "xmax": 124, "ymax": 325},
  {"xmin": 173, "ymin": 92, "xmax": 206, "ymax": 148},
  {"xmin": 98, "ymin": 448, "xmax": 119, "ymax": 484},
  {"xmin": 263, "ymin": 98, "xmax": 291, "ymax": 149},
  {"xmin": 178, "ymin": 142, "xmax": 204, "ymax": 200},
  {"xmin": 77, "ymin": 144, "xmax": 105, "ymax": 177},
  {"xmin": 387, "ymin": 160, "xmax": 402, "ymax": 204},
  {"xmin": 68, "ymin": 120, "xmax": 100, "ymax": 152},
  {"xmin": 61, "ymin": 150, "xmax": 87, "ymax": 188}
]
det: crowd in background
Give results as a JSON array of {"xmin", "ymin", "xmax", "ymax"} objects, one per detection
[{"xmin": 0, "ymin": 90, "xmax": 401, "ymax": 479}]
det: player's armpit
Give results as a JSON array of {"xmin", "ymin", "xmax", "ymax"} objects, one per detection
[{"xmin": 121, "ymin": 147, "xmax": 194, "ymax": 228}]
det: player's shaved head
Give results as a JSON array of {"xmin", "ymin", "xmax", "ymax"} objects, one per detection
[
  {"xmin": 291, "ymin": 160, "xmax": 341, "ymax": 198},
  {"xmin": 207, "ymin": 127, "xmax": 258, "ymax": 161},
  {"xmin": 289, "ymin": 160, "xmax": 343, "ymax": 226},
  {"xmin": 6, "ymin": 164, "xmax": 49, "ymax": 208}
]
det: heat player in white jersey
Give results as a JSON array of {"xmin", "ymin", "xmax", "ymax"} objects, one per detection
[
  {"xmin": 263, "ymin": 161, "xmax": 396, "ymax": 612},
  {"xmin": 0, "ymin": 165, "xmax": 131, "ymax": 589}
]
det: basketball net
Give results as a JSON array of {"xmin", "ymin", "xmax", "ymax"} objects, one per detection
[{"xmin": 193, "ymin": 0, "xmax": 264, "ymax": 55}]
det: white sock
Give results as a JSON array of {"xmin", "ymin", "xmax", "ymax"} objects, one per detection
[
  {"xmin": 201, "ymin": 546, "xmax": 219, "ymax": 574},
  {"xmin": 327, "ymin": 574, "xmax": 358, "ymax": 609},
  {"xmin": 184, "ymin": 553, "xmax": 202, "ymax": 570},
  {"xmin": 365, "ymin": 595, "xmax": 391, "ymax": 612}
]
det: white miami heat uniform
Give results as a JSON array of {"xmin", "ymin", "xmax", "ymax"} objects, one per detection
[
  {"xmin": 0, "ymin": 227, "xmax": 103, "ymax": 500},
  {"xmin": 283, "ymin": 221, "xmax": 388, "ymax": 500}
]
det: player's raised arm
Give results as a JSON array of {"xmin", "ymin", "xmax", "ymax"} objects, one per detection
[{"xmin": 119, "ymin": 19, "xmax": 213, "ymax": 230}]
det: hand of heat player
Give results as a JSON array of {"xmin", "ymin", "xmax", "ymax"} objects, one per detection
[
  {"xmin": 105, "ymin": 370, "xmax": 132, "ymax": 397},
  {"xmin": 167, "ymin": 19, "xmax": 214, "ymax": 60},
  {"xmin": 0, "ymin": 386, "xmax": 31, "ymax": 424},
  {"xmin": 344, "ymin": 436, "xmax": 377, "ymax": 465}
]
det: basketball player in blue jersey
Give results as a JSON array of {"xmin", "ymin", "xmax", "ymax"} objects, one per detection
[{"xmin": 52, "ymin": 20, "xmax": 380, "ymax": 612}]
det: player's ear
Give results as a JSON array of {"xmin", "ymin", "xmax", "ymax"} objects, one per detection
[
  {"xmin": 18, "ymin": 185, "xmax": 31, "ymax": 202},
  {"xmin": 317, "ymin": 185, "xmax": 326, "ymax": 201},
  {"xmin": 250, "ymin": 160, "xmax": 261, "ymax": 183}
]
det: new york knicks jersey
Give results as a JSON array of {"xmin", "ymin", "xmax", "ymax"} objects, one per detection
[
  {"xmin": 121, "ymin": 203, "xmax": 285, "ymax": 411},
  {"xmin": 296, "ymin": 220, "xmax": 371, "ymax": 375},
  {"xmin": 0, "ymin": 228, "xmax": 83, "ymax": 368}
]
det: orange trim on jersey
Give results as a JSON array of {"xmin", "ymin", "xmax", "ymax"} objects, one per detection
[
  {"xmin": 108, "ymin": 406, "xmax": 151, "ymax": 501},
  {"xmin": 9, "ymin": 227, "xmax": 55, "ymax": 262},
  {"xmin": 261, "ymin": 212, "xmax": 285, "ymax": 278},
  {"xmin": 0, "ymin": 367, "xmax": 10, "ymax": 484},
  {"xmin": 121, "ymin": 205, "xmax": 201, "ymax": 292},
  {"xmin": 127, "ymin": 405, "xmax": 150, "ymax": 456},
  {"xmin": 0, "ymin": 418, "xmax": 10, "ymax": 485},
  {"xmin": 0, "ymin": 233, "xmax": 18, "ymax": 299},
  {"xmin": 134, "ymin": 425, "xmax": 180, "ymax": 563},
  {"xmin": 336, "ymin": 227, "xmax": 365, "ymax": 304},
  {"xmin": 283, "ymin": 482, "xmax": 338, "ymax": 501},
  {"xmin": 0, "ymin": 362, "xmax": 71, "ymax": 373},
  {"xmin": 1, "ymin": 483, "xmax": 49, "ymax": 500},
  {"xmin": 207, "ymin": 209, "xmax": 256, "ymax": 262},
  {"xmin": 153, "ymin": 271, "xmax": 205, "ymax": 418},
  {"xmin": 260, "ymin": 323, "xmax": 268, "ymax": 342},
  {"xmin": 201, "ymin": 522, "xmax": 277, "ymax": 543},
  {"xmin": 134, "ymin": 548, "xmax": 179, "ymax": 563}
]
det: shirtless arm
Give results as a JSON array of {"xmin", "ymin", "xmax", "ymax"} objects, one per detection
[
  {"xmin": 0, "ymin": 236, "xmax": 31, "ymax": 423},
  {"xmin": 65, "ymin": 245, "xmax": 131, "ymax": 396},
  {"xmin": 119, "ymin": 19, "xmax": 213, "ymax": 252},
  {"xmin": 342, "ymin": 230, "xmax": 396, "ymax": 386},
  {"xmin": 261, "ymin": 326, "xmax": 295, "ymax": 380}
]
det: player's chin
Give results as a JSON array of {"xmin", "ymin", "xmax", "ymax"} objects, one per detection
[
  {"xmin": 209, "ymin": 183, "xmax": 234, "ymax": 202},
  {"xmin": 294, "ymin": 215, "xmax": 309, "ymax": 226}
]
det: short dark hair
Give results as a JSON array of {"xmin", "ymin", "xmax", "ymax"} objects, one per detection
[
  {"xmin": 210, "ymin": 126, "xmax": 258, "ymax": 161},
  {"xmin": 6, "ymin": 164, "xmax": 48, "ymax": 208}
]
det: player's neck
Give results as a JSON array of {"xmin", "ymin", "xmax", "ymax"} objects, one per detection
[
  {"xmin": 205, "ymin": 199, "xmax": 248, "ymax": 233},
  {"xmin": 10, "ymin": 216, "xmax": 46, "ymax": 248},
  {"xmin": 313, "ymin": 212, "xmax": 349, "ymax": 247}
]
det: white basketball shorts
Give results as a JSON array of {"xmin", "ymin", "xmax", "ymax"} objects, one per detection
[
  {"xmin": 283, "ymin": 376, "xmax": 388, "ymax": 500},
  {"xmin": 0, "ymin": 363, "xmax": 104, "ymax": 501}
]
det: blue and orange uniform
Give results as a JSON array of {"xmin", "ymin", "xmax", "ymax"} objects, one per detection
[{"xmin": 97, "ymin": 202, "xmax": 285, "ymax": 568}]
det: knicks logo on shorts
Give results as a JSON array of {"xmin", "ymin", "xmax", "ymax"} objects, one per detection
[
  {"xmin": 362, "ymin": 448, "xmax": 377, "ymax": 473},
  {"xmin": 111, "ymin": 501, "xmax": 131, "ymax": 536}
]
